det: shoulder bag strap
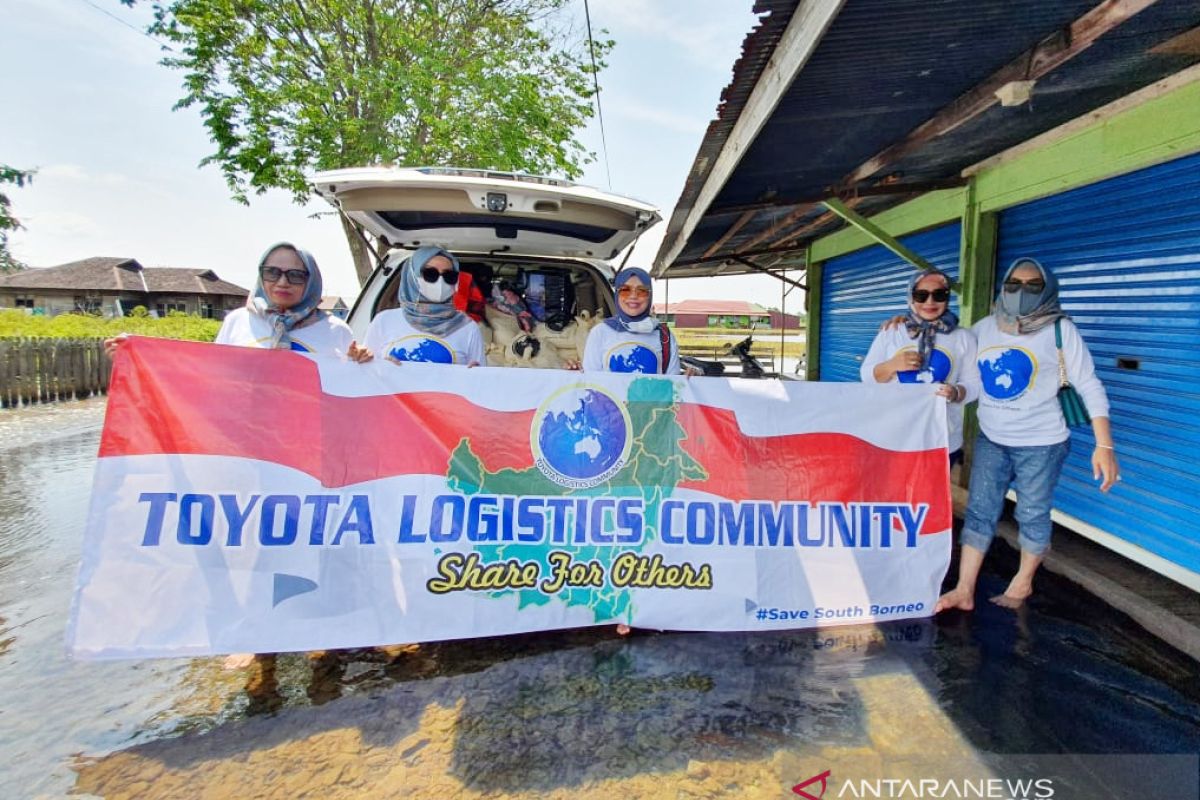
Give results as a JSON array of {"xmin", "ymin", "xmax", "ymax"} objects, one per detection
[
  {"xmin": 658, "ymin": 324, "xmax": 671, "ymax": 374},
  {"xmin": 1055, "ymin": 318, "xmax": 1069, "ymax": 387}
]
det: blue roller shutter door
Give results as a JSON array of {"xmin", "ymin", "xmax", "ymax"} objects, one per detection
[
  {"xmin": 819, "ymin": 223, "xmax": 962, "ymax": 382},
  {"xmin": 996, "ymin": 152, "xmax": 1200, "ymax": 576}
]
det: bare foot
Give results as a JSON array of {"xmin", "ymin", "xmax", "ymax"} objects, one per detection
[
  {"xmin": 616, "ymin": 624, "xmax": 631, "ymax": 636},
  {"xmin": 989, "ymin": 593, "xmax": 1028, "ymax": 609},
  {"xmin": 989, "ymin": 576, "xmax": 1034, "ymax": 609},
  {"xmin": 934, "ymin": 587, "xmax": 975, "ymax": 613},
  {"xmin": 222, "ymin": 652, "xmax": 256, "ymax": 669}
]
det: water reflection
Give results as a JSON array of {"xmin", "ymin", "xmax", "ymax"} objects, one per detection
[
  {"xmin": 0, "ymin": 400, "xmax": 1197, "ymax": 799},
  {"xmin": 71, "ymin": 625, "xmax": 939, "ymax": 799}
]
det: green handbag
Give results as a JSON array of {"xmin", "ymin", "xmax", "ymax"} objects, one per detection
[{"xmin": 1055, "ymin": 318, "xmax": 1091, "ymax": 428}]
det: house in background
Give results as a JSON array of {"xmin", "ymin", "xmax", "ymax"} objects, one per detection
[
  {"xmin": 319, "ymin": 296, "xmax": 350, "ymax": 319},
  {"xmin": 0, "ymin": 257, "xmax": 249, "ymax": 318},
  {"xmin": 654, "ymin": 299, "xmax": 793, "ymax": 329}
]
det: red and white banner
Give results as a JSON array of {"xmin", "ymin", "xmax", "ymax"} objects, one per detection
[{"xmin": 68, "ymin": 337, "xmax": 951, "ymax": 658}]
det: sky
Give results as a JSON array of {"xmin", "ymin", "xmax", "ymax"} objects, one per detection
[{"xmin": 1, "ymin": 0, "xmax": 796, "ymax": 309}]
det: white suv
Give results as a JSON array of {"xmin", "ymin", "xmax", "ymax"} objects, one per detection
[{"xmin": 311, "ymin": 167, "xmax": 661, "ymax": 365}]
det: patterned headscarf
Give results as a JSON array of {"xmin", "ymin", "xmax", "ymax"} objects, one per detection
[
  {"xmin": 247, "ymin": 242, "xmax": 325, "ymax": 349},
  {"xmin": 398, "ymin": 246, "xmax": 472, "ymax": 336},
  {"xmin": 603, "ymin": 267, "xmax": 660, "ymax": 332},
  {"xmin": 903, "ymin": 269, "xmax": 958, "ymax": 370},
  {"xmin": 993, "ymin": 257, "xmax": 1065, "ymax": 335}
]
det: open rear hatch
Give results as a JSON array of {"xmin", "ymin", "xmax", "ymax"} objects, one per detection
[{"xmin": 312, "ymin": 167, "xmax": 661, "ymax": 261}]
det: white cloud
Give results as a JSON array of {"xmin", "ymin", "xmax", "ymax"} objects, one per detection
[
  {"xmin": 608, "ymin": 97, "xmax": 707, "ymax": 134},
  {"xmin": 594, "ymin": 0, "xmax": 756, "ymax": 69},
  {"xmin": 34, "ymin": 163, "xmax": 174, "ymax": 199}
]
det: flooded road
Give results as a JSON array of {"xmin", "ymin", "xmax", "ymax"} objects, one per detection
[{"xmin": 1, "ymin": 400, "xmax": 1197, "ymax": 798}]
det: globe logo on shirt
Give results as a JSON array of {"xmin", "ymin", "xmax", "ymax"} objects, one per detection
[
  {"xmin": 977, "ymin": 346, "xmax": 1036, "ymax": 400},
  {"xmin": 252, "ymin": 336, "xmax": 314, "ymax": 353},
  {"xmin": 532, "ymin": 385, "xmax": 632, "ymax": 488},
  {"xmin": 386, "ymin": 335, "xmax": 454, "ymax": 364},
  {"xmin": 606, "ymin": 343, "xmax": 659, "ymax": 374},
  {"xmin": 897, "ymin": 347, "xmax": 951, "ymax": 384}
]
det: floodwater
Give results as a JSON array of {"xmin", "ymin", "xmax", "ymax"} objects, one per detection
[{"xmin": 1, "ymin": 399, "xmax": 1198, "ymax": 799}]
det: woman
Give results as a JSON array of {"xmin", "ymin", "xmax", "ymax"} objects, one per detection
[
  {"xmin": 860, "ymin": 269, "xmax": 977, "ymax": 463},
  {"xmin": 215, "ymin": 242, "xmax": 369, "ymax": 359},
  {"xmin": 938, "ymin": 257, "xmax": 1118, "ymax": 612},
  {"xmin": 104, "ymin": 242, "xmax": 369, "ymax": 362},
  {"xmin": 581, "ymin": 267, "xmax": 683, "ymax": 375},
  {"xmin": 109, "ymin": 243, "xmax": 370, "ymax": 702},
  {"xmin": 364, "ymin": 246, "xmax": 485, "ymax": 366},
  {"xmin": 581, "ymin": 267, "xmax": 689, "ymax": 636}
]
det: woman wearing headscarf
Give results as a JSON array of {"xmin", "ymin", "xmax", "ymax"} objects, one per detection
[
  {"xmin": 582, "ymin": 267, "xmax": 683, "ymax": 375},
  {"xmin": 365, "ymin": 246, "xmax": 485, "ymax": 366},
  {"xmin": 937, "ymin": 257, "xmax": 1118, "ymax": 613},
  {"xmin": 108, "ymin": 243, "xmax": 369, "ymax": 704},
  {"xmin": 860, "ymin": 269, "xmax": 977, "ymax": 463},
  {"xmin": 214, "ymin": 242, "xmax": 369, "ymax": 360},
  {"xmin": 581, "ymin": 267, "xmax": 689, "ymax": 637},
  {"xmin": 105, "ymin": 242, "xmax": 369, "ymax": 362}
]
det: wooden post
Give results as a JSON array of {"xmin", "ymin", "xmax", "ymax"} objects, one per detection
[
  {"xmin": 47, "ymin": 338, "xmax": 58, "ymax": 401},
  {"xmin": 0, "ymin": 340, "xmax": 10, "ymax": 407},
  {"xmin": 17, "ymin": 340, "xmax": 29, "ymax": 405},
  {"xmin": 74, "ymin": 339, "xmax": 86, "ymax": 399},
  {"xmin": 100, "ymin": 339, "xmax": 111, "ymax": 393}
]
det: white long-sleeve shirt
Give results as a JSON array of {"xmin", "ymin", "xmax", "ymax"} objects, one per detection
[
  {"xmin": 583, "ymin": 323, "xmax": 682, "ymax": 375},
  {"xmin": 966, "ymin": 315, "xmax": 1109, "ymax": 447},
  {"xmin": 215, "ymin": 307, "xmax": 354, "ymax": 355},
  {"xmin": 860, "ymin": 325, "xmax": 977, "ymax": 451}
]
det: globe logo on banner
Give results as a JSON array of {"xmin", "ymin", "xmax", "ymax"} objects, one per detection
[
  {"xmin": 978, "ymin": 346, "xmax": 1036, "ymax": 400},
  {"xmin": 897, "ymin": 347, "xmax": 951, "ymax": 384},
  {"xmin": 532, "ymin": 385, "xmax": 632, "ymax": 488},
  {"xmin": 607, "ymin": 343, "xmax": 659, "ymax": 374},
  {"xmin": 386, "ymin": 335, "xmax": 454, "ymax": 364}
]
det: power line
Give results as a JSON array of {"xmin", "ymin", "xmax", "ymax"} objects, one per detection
[
  {"xmin": 582, "ymin": 0, "xmax": 612, "ymax": 191},
  {"xmin": 77, "ymin": 0, "xmax": 173, "ymax": 52}
]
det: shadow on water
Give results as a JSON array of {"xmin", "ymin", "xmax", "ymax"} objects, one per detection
[
  {"xmin": 66, "ymin": 552, "xmax": 1200, "ymax": 799},
  {"xmin": 923, "ymin": 541, "xmax": 1200, "ymax": 755},
  {"xmin": 70, "ymin": 623, "xmax": 931, "ymax": 798}
]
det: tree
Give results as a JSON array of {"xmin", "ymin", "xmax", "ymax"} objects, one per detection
[
  {"xmin": 0, "ymin": 164, "xmax": 34, "ymax": 274},
  {"xmin": 135, "ymin": 0, "xmax": 612, "ymax": 284}
]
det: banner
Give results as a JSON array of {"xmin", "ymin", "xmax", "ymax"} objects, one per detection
[{"xmin": 68, "ymin": 337, "xmax": 951, "ymax": 658}]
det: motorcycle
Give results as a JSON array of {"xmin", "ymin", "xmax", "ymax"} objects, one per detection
[
  {"xmin": 680, "ymin": 355, "xmax": 725, "ymax": 377},
  {"xmin": 730, "ymin": 335, "xmax": 766, "ymax": 379}
]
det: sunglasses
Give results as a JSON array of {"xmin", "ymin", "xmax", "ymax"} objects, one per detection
[
  {"xmin": 617, "ymin": 285, "xmax": 650, "ymax": 298},
  {"xmin": 1003, "ymin": 279, "xmax": 1046, "ymax": 294},
  {"xmin": 260, "ymin": 265, "xmax": 310, "ymax": 285},
  {"xmin": 420, "ymin": 266, "xmax": 459, "ymax": 285},
  {"xmin": 912, "ymin": 288, "xmax": 950, "ymax": 303}
]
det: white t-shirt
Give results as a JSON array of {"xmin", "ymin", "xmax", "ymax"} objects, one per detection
[
  {"xmin": 860, "ymin": 325, "xmax": 977, "ymax": 452},
  {"xmin": 967, "ymin": 315, "xmax": 1109, "ymax": 447},
  {"xmin": 364, "ymin": 308, "xmax": 485, "ymax": 366},
  {"xmin": 582, "ymin": 322, "xmax": 682, "ymax": 375},
  {"xmin": 214, "ymin": 307, "xmax": 354, "ymax": 355}
]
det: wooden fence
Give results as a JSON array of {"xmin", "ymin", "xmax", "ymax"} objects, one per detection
[{"xmin": 0, "ymin": 338, "xmax": 111, "ymax": 407}]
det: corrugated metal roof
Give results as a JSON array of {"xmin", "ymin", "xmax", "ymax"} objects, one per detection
[{"xmin": 657, "ymin": 0, "xmax": 1200, "ymax": 279}]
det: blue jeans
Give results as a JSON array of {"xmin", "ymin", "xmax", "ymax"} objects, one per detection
[{"xmin": 961, "ymin": 433, "xmax": 1070, "ymax": 556}]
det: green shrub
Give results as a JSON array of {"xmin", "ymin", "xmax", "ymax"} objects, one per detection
[{"xmin": 0, "ymin": 308, "xmax": 221, "ymax": 341}]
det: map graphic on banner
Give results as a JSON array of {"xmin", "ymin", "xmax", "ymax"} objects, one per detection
[
  {"xmin": 452, "ymin": 378, "xmax": 706, "ymax": 622},
  {"xmin": 67, "ymin": 337, "xmax": 951, "ymax": 659}
]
